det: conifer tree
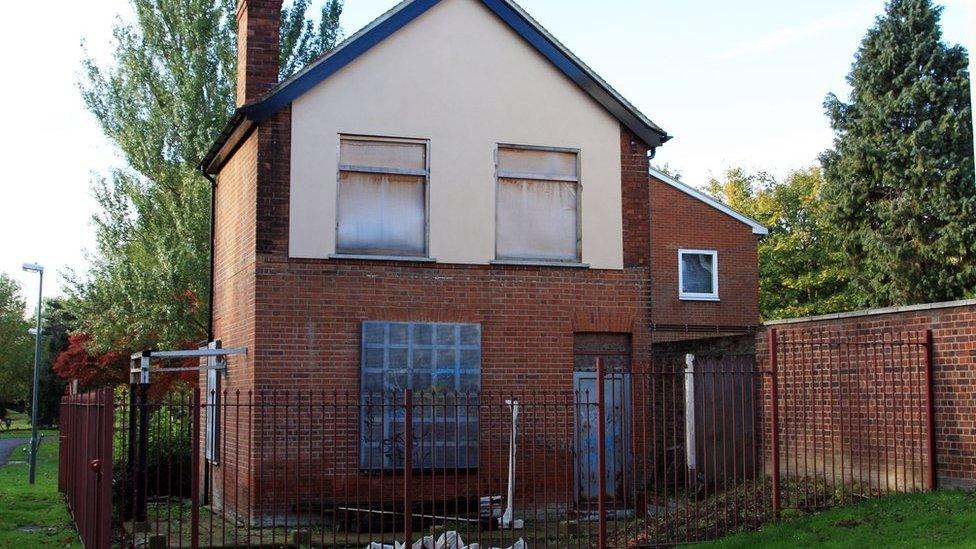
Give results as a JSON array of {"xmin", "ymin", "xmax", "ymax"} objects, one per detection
[{"xmin": 821, "ymin": 0, "xmax": 974, "ymax": 307}]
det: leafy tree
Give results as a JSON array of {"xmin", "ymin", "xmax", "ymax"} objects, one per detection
[
  {"xmin": 651, "ymin": 163, "xmax": 683, "ymax": 180},
  {"xmin": 71, "ymin": 0, "xmax": 343, "ymax": 354},
  {"xmin": 0, "ymin": 274, "xmax": 33, "ymax": 405},
  {"xmin": 708, "ymin": 167, "xmax": 857, "ymax": 320},
  {"xmin": 821, "ymin": 0, "xmax": 975, "ymax": 308}
]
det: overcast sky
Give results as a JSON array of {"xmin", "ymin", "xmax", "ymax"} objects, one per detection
[{"xmin": 0, "ymin": 0, "xmax": 972, "ymax": 301}]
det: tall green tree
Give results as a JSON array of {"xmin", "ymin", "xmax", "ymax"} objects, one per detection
[
  {"xmin": 72, "ymin": 0, "xmax": 343, "ymax": 353},
  {"xmin": 0, "ymin": 274, "xmax": 33, "ymax": 405},
  {"xmin": 821, "ymin": 0, "xmax": 974, "ymax": 308},
  {"xmin": 709, "ymin": 167, "xmax": 857, "ymax": 320}
]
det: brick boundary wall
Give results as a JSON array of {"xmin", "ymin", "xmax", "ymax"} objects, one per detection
[{"xmin": 758, "ymin": 299, "xmax": 976, "ymax": 490}]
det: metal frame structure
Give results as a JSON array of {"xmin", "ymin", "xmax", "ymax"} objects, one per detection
[{"xmin": 128, "ymin": 347, "xmax": 247, "ymax": 385}]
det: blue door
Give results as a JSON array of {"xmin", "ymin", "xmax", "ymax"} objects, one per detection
[{"xmin": 574, "ymin": 371, "xmax": 631, "ymax": 502}]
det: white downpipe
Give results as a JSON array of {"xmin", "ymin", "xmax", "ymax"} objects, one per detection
[
  {"xmin": 501, "ymin": 399, "xmax": 522, "ymax": 529},
  {"xmin": 685, "ymin": 354, "xmax": 697, "ymax": 472}
]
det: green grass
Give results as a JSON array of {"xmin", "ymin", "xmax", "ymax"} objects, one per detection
[
  {"xmin": 0, "ymin": 409, "xmax": 59, "ymax": 440},
  {"xmin": 2, "ymin": 410, "xmax": 31, "ymax": 432},
  {"xmin": 695, "ymin": 490, "xmax": 976, "ymax": 548},
  {"xmin": 0, "ymin": 436, "xmax": 80, "ymax": 548}
]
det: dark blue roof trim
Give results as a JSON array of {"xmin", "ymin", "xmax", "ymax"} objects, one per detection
[
  {"xmin": 203, "ymin": 0, "xmax": 670, "ymax": 174},
  {"xmin": 241, "ymin": 0, "xmax": 440, "ymax": 122},
  {"xmin": 479, "ymin": 0, "xmax": 668, "ymax": 148}
]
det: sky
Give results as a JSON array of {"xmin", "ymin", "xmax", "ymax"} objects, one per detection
[{"xmin": 0, "ymin": 0, "xmax": 972, "ymax": 302}]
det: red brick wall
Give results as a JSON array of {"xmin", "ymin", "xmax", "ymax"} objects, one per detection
[
  {"xmin": 621, "ymin": 129, "xmax": 650, "ymax": 268},
  {"xmin": 210, "ymin": 121, "xmax": 763, "ymax": 519},
  {"xmin": 649, "ymin": 175, "xmax": 760, "ymax": 330},
  {"xmin": 236, "ymin": 0, "xmax": 282, "ymax": 106},
  {"xmin": 758, "ymin": 301, "xmax": 976, "ymax": 489}
]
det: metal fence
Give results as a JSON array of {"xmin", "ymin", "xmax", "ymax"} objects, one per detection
[
  {"xmin": 766, "ymin": 328, "xmax": 936, "ymax": 515},
  {"xmin": 59, "ymin": 388, "xmax": 114, "ymax": 549},
  {"xmin": 57, "ymin": 335, "xmax": 938, "ymax": 548},
  {"xmin": 99, "ymin": 357, "xmax": 768, "ymax": 548}
]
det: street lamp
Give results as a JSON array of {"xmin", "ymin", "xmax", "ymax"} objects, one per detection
[{"xmin": 22, "ymin": 262, "xmax": 43, "ymax": 485}]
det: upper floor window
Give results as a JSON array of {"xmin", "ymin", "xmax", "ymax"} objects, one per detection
[
  {"xmin": 679, "ymin": 249, "xmax": 719, "ymax": 301},
  {"xmin": 495, "ymin": 145, "xmax": 580, "ymax": 263},
  {"xmin": 337, "ymin": 136, "xmax": 429, "ymax": 257}
]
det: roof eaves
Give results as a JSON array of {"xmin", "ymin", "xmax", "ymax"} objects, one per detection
[{"xmin": 648, "ymin": 167, "xmax": 769, "ymax": 235}]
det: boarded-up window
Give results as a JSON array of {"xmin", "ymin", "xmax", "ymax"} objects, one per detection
[
  {"xmin": 496, "ymin": 146, "xmax": 579, "ymax": 261},
  {"xmin": 679, "ymin": 249, "xmax": 719, "ymax": 300},
  {"xmin": 360, "ymin": 321, "xmax": 481, "ymax": 470},
  {"xmin": 337, "ymin": 137, "xmax": 428, "ymax": 256}
]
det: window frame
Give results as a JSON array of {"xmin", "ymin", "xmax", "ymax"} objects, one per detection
[
  {"xmin": 334, "ymin": 134, "xmax": 431, "ymax": 259},
  {"xmin": 678, "ymin": 248, "xmax": 720, "ymax": 301},
  {"xmin": 493, "ymin": 143, "xmax": 583, "ymax": 264}
]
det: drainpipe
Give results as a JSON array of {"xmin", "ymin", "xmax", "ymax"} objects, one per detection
[
  {"xmin": 203, "ymin": 172, "xmax": 217, "ymax": 342},
  {"xmin": 201, "ymin": 170, "xmax": 216, "ymax": 506}
]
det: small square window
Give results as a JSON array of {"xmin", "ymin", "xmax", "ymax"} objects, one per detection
[{"xmin": 678, "ymin": 249, "xmax": 719, "ymax": 301}]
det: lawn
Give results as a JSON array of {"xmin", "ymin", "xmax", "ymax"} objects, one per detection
[
  {"xmin": 0, "ymin": 436, "xmax": 80, "ymax": 548},
  {"xmin": 1, "ymin": 410, "xmax": 59, "ymax": 441},
  {"xmin": 2, "ymin": 409, "xmax": 32, "ymax": 432},
  {"xmin": 696, "ymin": 490, "xmax": 976, "ymax": 548}
]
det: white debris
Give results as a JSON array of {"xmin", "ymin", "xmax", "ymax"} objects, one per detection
[{"xmin": 366, "ymin": 531, "xmax": 526, "ymax": 549}]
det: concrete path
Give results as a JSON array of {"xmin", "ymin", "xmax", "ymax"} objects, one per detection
[{"xmin": 0, "ymin": 437, "xmax": 29, "ymax": 466}]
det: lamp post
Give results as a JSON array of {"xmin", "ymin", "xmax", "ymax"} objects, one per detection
[{"xmin": 22, "ymin": 262, "xmax": 43, "ymax": 485}]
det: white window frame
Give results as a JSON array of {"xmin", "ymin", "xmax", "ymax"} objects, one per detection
[
  {"xmin": 678, "ymin": 249, "xmax": 719, "ymax": 301},
  {"xmin": 493, "ymin": 143, "xmax": 583, "ymax": 264},
  {"xmin": 334, "ymin": 134, "xmax": 431, "ymax": 259}
]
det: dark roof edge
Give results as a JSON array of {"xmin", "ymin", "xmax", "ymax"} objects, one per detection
[
  {"xmin": 202, "ymin": 0, "xmax": 670, "ymax": 174},
  {"xmin": 486, "ymin": 0, "xmax": 670, "ymax": 145}
]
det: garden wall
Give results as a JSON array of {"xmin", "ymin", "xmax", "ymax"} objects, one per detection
[{"xmin": 759, "ymin": 299, "xmax": 976, "ymax": 490}]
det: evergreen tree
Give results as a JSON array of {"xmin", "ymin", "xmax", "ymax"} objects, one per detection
[
  {"xmin": 72, "ymin": 0, "xmax": 343, "ymax": 353},
  {"xmin": 821, "ymin": 0, "xmax": 974, "ymax": 307}
]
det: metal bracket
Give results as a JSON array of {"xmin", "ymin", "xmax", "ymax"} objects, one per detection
[{"xmin": 128, "ymin": 345, "xmax": 247, "ymax": 383}]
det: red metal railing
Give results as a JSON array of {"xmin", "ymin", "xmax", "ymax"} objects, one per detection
[
  {"xmin": 55, "ymin": 335, "xmax": 935, "ymax": 548},
  {"xmin": 107, "ymin": 357, "xmax": 772, "ymax": 548},
  {"xmin": 59, "ymin": 388, "xmax": 114, "ymax": 549},
  {"xmin": 766, "ymin": 328, "xmax": 936, "ymax": 513}
]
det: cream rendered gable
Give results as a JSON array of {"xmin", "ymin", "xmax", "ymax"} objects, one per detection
[{"xmin": 289, "ymin": 0, "xmax": 624, "ymax": 269}]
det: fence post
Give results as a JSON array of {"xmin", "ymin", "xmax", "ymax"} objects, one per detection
[
  {"xmin": 191, "ymin": 387, "xmax": 201, "ymax": 549},
  {"xmin": 923, "ymin": 329, "xmax": 937, "ymax": 491},
  {"xmin": 596, "ymin": 357, "xmax": 607, "ymax": 549},
  {"xmin": 684, "ymin": 354, "xmax": 697, "ymax": 476},
  {"xmin": 99, "ymin": 388, "xmax": 114, "ymax": 549},
  {"xmin": 768, "ymin": 329, "xmax": 781, "ymax": 520},
  {"xmin": 403, "ymin": 389, "xmax": 413, "ymax": 547}
]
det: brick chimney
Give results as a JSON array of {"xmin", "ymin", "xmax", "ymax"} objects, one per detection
[{"xmin": 236, "ymin": 0, "xmax": 282, "ymax": 106}]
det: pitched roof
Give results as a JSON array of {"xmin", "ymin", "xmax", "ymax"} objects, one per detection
[
  {"xmin": 201, "ymin": 0, "xmax": 671, "ymax": 174},
  {"xmin": 648, "ymin": 167, "xmax": 769, "ymax": 235}
]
